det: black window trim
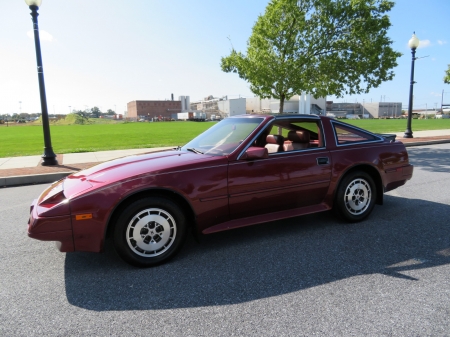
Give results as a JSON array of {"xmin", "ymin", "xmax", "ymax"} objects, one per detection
[
  {"xmin": 237, "ymin": 116, "xmax": 327, "ymax": 159},
  {"xmin": 331, "ymin": 120, "xmax": 384, "ymax": 147}
]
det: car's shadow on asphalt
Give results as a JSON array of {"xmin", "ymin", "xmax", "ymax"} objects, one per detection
[{"xmin": 64, "ymin": 195, "xmax": 450, "ymax": 311}]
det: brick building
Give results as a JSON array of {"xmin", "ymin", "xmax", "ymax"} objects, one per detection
[{"xmin": 127, "ymin": 100, "xmax": 182, "ymax": 121}]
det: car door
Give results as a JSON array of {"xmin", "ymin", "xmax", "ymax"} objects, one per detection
[{"xmin": 227, "ymin": 120, "xmax": 331, "ymax": 219}]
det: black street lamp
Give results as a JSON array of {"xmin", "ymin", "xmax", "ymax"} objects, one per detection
[
  {"xmin": 404, "ymin": 33, "xmax": 420, "ymax": 139},
  {"xmin": 25, "ymin": 0, "xmax": 58, "ymax": 165}
]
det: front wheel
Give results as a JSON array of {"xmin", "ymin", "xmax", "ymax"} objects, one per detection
[
  {"xmin": 113, "ymin": 197, "xmax": 187, "ymax": 267},
  {"xmin": 334, "ymin": 171, "xmax": 377, "ymax": 222}
]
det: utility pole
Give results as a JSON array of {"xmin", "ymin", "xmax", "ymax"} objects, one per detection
[{"xmin": 442, "ymin": 89, "xmax": 445, "ymax": 113}]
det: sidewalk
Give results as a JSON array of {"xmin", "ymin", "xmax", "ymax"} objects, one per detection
[
  {"xmin": 0, "ymin": 147, "xmax": 173, "ymax": 187},
  {"xmin": 2, "ymin": 130, "xmax": 450, "ymax": 187}
]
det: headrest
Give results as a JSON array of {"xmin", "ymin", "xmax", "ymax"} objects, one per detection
[
  {"xmin": 288, "ymin": 130, "xmax": 310, "ymax": 143},
  {"xmin": 266, "ymin": 134, "xmax": 284, "ymax": 144}
]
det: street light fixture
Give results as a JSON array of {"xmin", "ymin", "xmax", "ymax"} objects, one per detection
[
  {"xmin": 404, "ymin": 32, "xmax": 420, "ymax": 138},
  {"xmin": 25, "ymin": 0, "xmax": 58, "ymax": 165}
]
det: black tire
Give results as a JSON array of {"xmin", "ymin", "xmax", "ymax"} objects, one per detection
[
  {"xmin": 113, "ymin": 197, "xmax": 187, "ymax": 267},
  {"xmin": 334, "ymin": 171, "xmax": 377, "ymax": 222}
]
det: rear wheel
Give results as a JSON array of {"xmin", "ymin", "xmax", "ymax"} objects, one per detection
[
  {"xmin": 335, "ymin": 171, "xmax": 377, "ymax": 222},
  {"xmin": 113, "ymin": 197, "xmax": 187, "ymax": 267}
]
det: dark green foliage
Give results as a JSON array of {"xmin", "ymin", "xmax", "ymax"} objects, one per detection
[
  {"xmin": 221, "ymin": 0, "xmax": 401, "ymax": 113},
  {"xmin": 444, "ymin": 64, "xmax": 450, "ymax": 84}
]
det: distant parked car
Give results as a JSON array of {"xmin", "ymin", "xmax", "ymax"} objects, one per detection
[
  {"xmin": 28, "ymin": 115, "xmax": 413, "ymax": 267},
  {"xmin": 346, "ymin": 114, "xmax": 360, "ymax": 119}
]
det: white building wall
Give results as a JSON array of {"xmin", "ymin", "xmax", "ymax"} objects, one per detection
[
  {"xmin": 246, "ymin": 94, "xmax": 327, "ymax": 114},
  {"xmin": 245, "ymin": 97, "xmax": 259, "ymax": 112},
  {"xmin": 219, "ymin": 98, "xmax": 246, "ymax": 117},
  {"xmin": 299, "ymin": 93, "xmax": 312, "ymax": 114},
  {"xmin": 363, "ymin": 103, "xmax": 379, "ymax": 118},
  {"xmin": 269, "ymin": 100, "xmax": 298, "ymax": 113},
  {"xmin": 311, "ymin": 96, "xmax": 326, "ymax": 112},
  {"xmin": 260, "ymin": 99, "xmax": 271, "ymax": 111},
  {"xmin": 217, "ymin": 100, "xmax": 227, "ymax": 115},
  {"xmin": 229, "ymin": 98, "xmax": 246, "ymax": 116},
  {"xmin": 245, "ymin": 97, "xmax": 272, "ymax": 112}
]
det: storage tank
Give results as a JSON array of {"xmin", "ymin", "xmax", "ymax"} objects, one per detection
[{"xmin": 179, "ymin": 96, "xmax": 186, "ymax": 112}]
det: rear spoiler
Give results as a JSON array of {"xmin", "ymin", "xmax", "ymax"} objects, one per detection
[{"xmin": 378, "ymin": 134, "xmax": 396, "ymax": 142}]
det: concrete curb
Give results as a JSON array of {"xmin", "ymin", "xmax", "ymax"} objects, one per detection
[
  {"xmin": 1, "ymin": 172, "xmax": 74, "ymax": 188},
  {"xmin": 403, "ymin": 139, "xmax": 450, "ymax": 147}
]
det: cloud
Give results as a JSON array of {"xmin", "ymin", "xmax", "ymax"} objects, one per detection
[
  {"xmin": 27, "ymin": 30, "xmax": 54, "ymax": 42},
  {"xmin": 438, "ymin": 40, "xmax": 447, "ymax": 45},
  {"xmin": 418, "ymin": 39, "xmax": 431, "ymax": 48}
]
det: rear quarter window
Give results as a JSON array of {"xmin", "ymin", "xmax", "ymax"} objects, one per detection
[{"xmin": 333, "ymin": 123, "xmax": 379, "ymax": 145}]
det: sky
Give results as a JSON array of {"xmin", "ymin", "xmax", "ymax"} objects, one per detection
[{"xmin": 1, "ymin": 0, "xmax": 449, "ymax": 115}]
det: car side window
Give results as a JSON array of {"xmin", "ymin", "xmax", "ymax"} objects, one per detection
[
  {"xmin": 290, "ymin": 121, "xmax": 324, "ymax": 148},
  {"xmin": 333, "ymin": 123, "xmax": 378, "ymax": 144},
  {"xmin": 260, "ymin": 119, "xmax": 325, "ymax": 155}
]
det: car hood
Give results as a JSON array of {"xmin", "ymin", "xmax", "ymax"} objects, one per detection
[{"xmin": 63, "ymin": 149, "xmax": 225, "ymax": 199}]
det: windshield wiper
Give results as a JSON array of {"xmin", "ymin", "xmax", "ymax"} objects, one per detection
[{"xmin": 186, "ymin": 148, "xmax": 204, "ymax": 154}]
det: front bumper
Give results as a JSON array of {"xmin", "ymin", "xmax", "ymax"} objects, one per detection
[{"xmin": 28, "ymin": 198, "xmax": 75, "ymax": 252}]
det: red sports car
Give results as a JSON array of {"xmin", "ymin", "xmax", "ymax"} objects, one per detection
[{"xmin": 28, "ymin": 115, "xmax": 413, "ymax": 267}]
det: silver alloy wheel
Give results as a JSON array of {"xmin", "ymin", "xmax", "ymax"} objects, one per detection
[
  {"xmin": 126, "ymin": 208, "xmax": 177, "ymax": 257},
  {"xmin": 344, "ymin": 178, "xmax": 372, "ymax": 215}
]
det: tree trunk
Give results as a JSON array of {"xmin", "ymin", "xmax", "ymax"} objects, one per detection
[{"xmin": 279, "ymin": 94, "xmax": 285, "ymax": 114}]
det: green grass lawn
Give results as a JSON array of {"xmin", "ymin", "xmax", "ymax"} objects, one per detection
[
  {"xmin": 342, "ymin": 118, "xmax": 450, "ymax": 134},
  {"xmin": 1, "ymin": 118, "xmax": 450, "ymax": 158},
  {"xmin": 0, "ymin": 122, "xmax": 213, "ymax": 157}
]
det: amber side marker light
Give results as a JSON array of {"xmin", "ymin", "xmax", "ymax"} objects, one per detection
[{"xmin": 75, "ymin": 214, "xmax": 93, "ymax": 221}]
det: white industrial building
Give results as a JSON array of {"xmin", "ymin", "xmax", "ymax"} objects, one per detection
[
  {"xmin": 189, "ymin": 93, "xmax": 326, "ymax": 118},
  {"xmin": 326, "ymin": 102, "xmax": 402, "ymax": 119},
  {"xmin": 217, "ymin": 98, "xmax": 246, "ymax": 117},
  {"xmin": 190, "ymin": 96, "xmax": 246, "ymax": 119},
  {"xmin": 246, "ymin": 94, "xmax": 326, "ymax": 114}
]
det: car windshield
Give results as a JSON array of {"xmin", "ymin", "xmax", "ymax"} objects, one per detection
[{"xmin": 181, "ymin": 117, "xmax": 263, "ymax": 156}]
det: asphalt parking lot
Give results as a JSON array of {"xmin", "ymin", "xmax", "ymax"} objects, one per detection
[{"xmin": 1, "ymin": 144, "xmax": 449, "ymax": 336}]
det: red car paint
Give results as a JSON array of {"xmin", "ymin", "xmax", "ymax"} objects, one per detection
[{"xmin": 28, "ymin": 115, "xmax": 413, "ymax": 253}]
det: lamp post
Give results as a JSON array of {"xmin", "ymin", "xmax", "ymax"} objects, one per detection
[
  {"xmin": 404, "ymin": 33, "xmax": 420, "ymax": 138},
  {"xmin": 25, "ymin": 0, "xmax": 58, "ymax": 165}
]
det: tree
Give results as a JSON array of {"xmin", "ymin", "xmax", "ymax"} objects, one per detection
[
  {"xmin": 444, "ymin": 64, "xmax": 450, "ymax": 84},
  {"xmin": 69, "ymin": 111, "xmax": 90, "ymax": 124},
  {"xmin": 221, "ymin": 0, "xmax": 401, "ymax": 113},
  {"xmin": 106, "ymin": 109, "xmax": 116, "ymax": 116},
  {"xmin": 90, "ymin": 106, "xmax": 102, "ymax": 118}
]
